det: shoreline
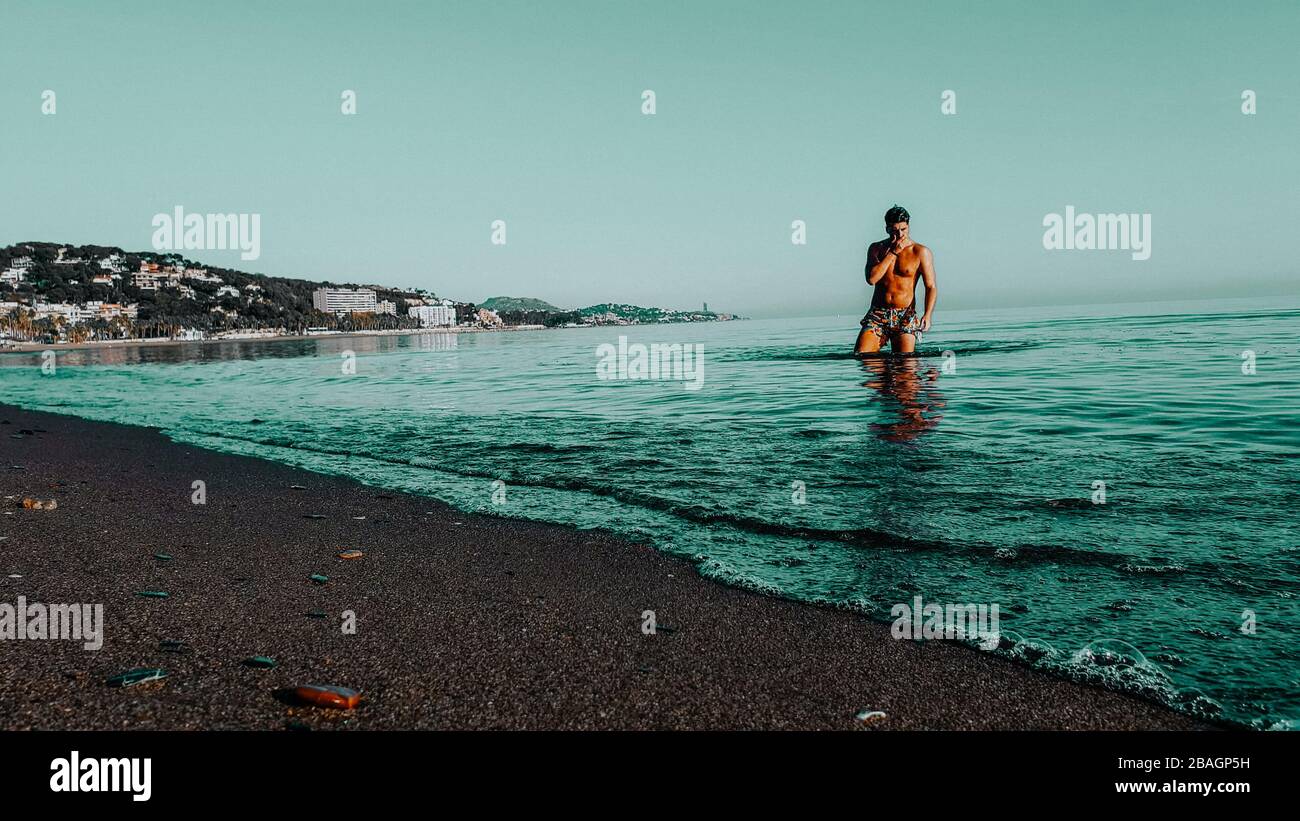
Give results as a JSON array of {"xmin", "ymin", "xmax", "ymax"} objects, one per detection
[
  {"xmin": 0, "ymin": 319, "xmax": 745, "ymax": 354},
  {"xmin": 0, "ymin": 403, "xmax": 1222, "ymax": 730},
  {"xmin": 0, "ymin": 325, "xmax": 538, "ymax": 354}
]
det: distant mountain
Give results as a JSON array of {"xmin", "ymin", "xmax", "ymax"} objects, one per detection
[
  {"xmin": 481, "ymin": 298, "xmax": 734, "ymax": 326},
  {"xmin": 578, "ymin": 303, "xmax": 717, "ymax": 322},
  {"xmin": 480, "ymin": 296, "xmax": 563, "ymax": 313}
]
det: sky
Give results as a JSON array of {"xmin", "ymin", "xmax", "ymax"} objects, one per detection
[{"xmin": 1, "ymin": 0, "xmax": 1297, "ymax": 317}]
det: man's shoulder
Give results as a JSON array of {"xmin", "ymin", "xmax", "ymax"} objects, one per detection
[{"xmin": 908, "ymin": 241, "xmax": 932, "ymax": 257}]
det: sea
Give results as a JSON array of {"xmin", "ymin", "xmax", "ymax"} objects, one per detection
[{"xmin": 3, "ymin": 296, "xmax": 1297, "ymax": 729}]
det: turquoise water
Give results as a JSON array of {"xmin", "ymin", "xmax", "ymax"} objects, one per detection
[{"xmin": 3, "ymin": 297, "xmax": 1298, "ymax": 728}]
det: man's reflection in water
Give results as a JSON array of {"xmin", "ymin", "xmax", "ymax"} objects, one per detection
[{"xmin": 858, "ymin": 355, "xmax": 946, "ymax": 442}]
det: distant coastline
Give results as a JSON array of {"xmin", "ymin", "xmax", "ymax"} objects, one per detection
[
  {"xmin": 1, "ymin": 241, "xmax": 738, "ymax": 348},
  {"xmin": 0, "ymin": 324, "xmax": 520, "ymax": 353},
  {"xmin": 0, "ymin": 315, "xmax": 744, "ymax": 353}
]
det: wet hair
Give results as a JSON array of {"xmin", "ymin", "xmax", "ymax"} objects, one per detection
[{"xmin": 884, "ymin": 204, "xmax": 910, "ymax": 224}]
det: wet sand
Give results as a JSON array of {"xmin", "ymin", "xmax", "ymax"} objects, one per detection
[{"xmin": 0, "ymin": 404, "xmax": 1216, "ymax": 730}]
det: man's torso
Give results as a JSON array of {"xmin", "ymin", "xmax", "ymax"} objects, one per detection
[{"xmin": 868, "ymin": 240, "xmax": 926, "ymax": 311}]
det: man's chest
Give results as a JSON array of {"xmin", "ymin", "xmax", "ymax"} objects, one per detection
[{"xmin": 882, "ymin": 252, "xmax": 921, "ymax": 281}]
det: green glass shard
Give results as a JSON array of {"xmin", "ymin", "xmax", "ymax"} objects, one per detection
[{"xmin": 106, "ymin": 668, "xmax": 166, "ymax": 687}]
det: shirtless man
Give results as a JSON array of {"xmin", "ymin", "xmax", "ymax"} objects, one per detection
[{"xmin": 854, "ymin": 205, "xmax": 937, "ymax": 354}]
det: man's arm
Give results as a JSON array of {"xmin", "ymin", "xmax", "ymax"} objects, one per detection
[
  {"xmin": 866, "ymin": 241, "xmax": 895, "ymax": 285},
  {"xmin": 919, "ymin": 246, "xmax": 937, "ymax": 332}
]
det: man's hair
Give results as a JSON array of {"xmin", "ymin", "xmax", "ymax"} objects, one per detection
[{"xmin": 884, "ymin": 204, "xmax": 910, "ymax": 224}]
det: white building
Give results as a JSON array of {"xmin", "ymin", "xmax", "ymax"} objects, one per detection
[
  {"xmin": 313, "ymin": 287, "xmax": 377, "ymax": 314},
  {"xmin": 376, "ymin": 300, "xmax": 397, "ymax": 316},
  {"xmin": 98, "ymin": 303, "xmax": 137, "ymax": 320},
  {"xmin": 2, "ymin": 256, "xmax": 34, "ymax": 286},
  {"xmin": 182, "ymin": 267, "xmax": 221, "ymax": 283},
  {"xmin": 409, "ymin": 299, "xmax": 457, "ymax": 328},
  {"xmin": 54, "ymin": 247, "xmax": 83, "ymax": 265},
  {"xmin": 98, "ymin": 254, "xmax": 127, "ymax": 273},
  {"xmin": 35, "ymin": 302, "xmax": 90, "ymax": 324},
  {"xmin": 216, "ymin": 285, "xmax": 241, "ymax": 299}
]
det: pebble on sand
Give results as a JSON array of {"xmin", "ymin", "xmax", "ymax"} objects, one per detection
[
  {"xmin": 136, "ymin": 590, "xmax": 169, "ymax": 598},
  {"xmin": 106, "ymin": 669, "xmax": 166, "ymax": 687},
  {"xmin": 338, "ymin": 550, "xmax": 363, "ymax": 560},
  {"xmin": 310, "ymin": 574, "xmax": 329, "ymax": 585},
  {"xmin": 854, "ymin": 709, "xmax": 888, "ymax": 725},
  {"xmin": 293, "ymin": 684, "xmax": 361, "ymax": 710},
  {"xmin": 243, "ymin": 656, "xmax": 278, "ymax": 669},
  {"xmin": 20, "ymin": 498, "xmax": 57, "ymax": 510},
  {"xmin": 153, "ymin": 552, "xmax": 173, "ymax": 561}
]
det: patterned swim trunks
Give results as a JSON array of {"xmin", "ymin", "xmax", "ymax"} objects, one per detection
[{"xmin": 860, "ymin": 306, "xmax": 923, "ymax": 341}]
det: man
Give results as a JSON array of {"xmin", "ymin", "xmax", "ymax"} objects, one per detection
[{"xmin": 854, "ymin": 205, "xmax": 937, "ymax": 354}]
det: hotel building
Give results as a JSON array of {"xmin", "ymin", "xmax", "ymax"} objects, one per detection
[{"xmin": 312, "ymin": 287, "xmax": 378, "ymax": 314}]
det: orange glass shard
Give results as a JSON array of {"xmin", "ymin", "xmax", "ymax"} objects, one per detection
[{"xmin": 294, "ymin": 684, "xmax": 361, "ymax": 709}]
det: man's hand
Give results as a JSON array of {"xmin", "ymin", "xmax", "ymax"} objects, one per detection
[
  {"xmin": 919, "ymin": 246, "xmax": 937, "ymax": 331},
  {"xmin": 889, "ymin": 237, "xmax": 913, "ymax": 256}
]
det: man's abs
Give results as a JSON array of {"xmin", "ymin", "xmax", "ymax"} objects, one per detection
[{"xmin": 872, "ymin": 274, "xmax": 919, "ymax": 310}]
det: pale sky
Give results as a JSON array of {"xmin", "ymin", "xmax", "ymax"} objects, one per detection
[{"xmin": 2, "ymin": 0, "xmax": 1297, "ymax": 317}]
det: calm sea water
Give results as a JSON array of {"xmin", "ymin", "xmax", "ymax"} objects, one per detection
[{"xmin": 3, "ymin": 297, "xmax": 1298, "ymax": 728}]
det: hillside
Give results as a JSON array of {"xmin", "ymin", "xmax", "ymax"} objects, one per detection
[
  {"xmin": 480, "ymin": 296, "xmax": 564, "ymax": 313},
  {"xmin": 1, "ymin": 242, "xmax": 738, "ymax": 344},
  {"xmin": 0, "ymin": 242, "xmax": 437, "ymax": 341},
  {"xmin": 578, "ymin": 302, "xmax": 720, "ymax": 323}
]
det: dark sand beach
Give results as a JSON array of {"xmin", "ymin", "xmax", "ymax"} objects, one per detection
[{"xmin": 0, "ymin": 404, "xmax": 1215, "ymax": 730}]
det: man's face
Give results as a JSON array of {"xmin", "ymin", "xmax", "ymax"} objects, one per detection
[{"xmin": 886, "ymin": 221, "xmax": 909, "ymax": 242}]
